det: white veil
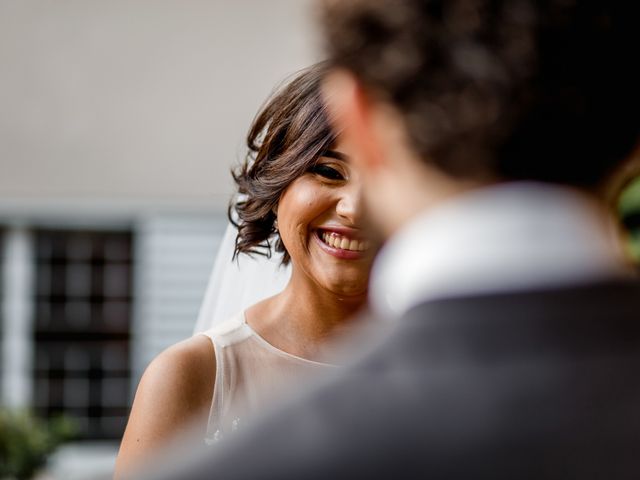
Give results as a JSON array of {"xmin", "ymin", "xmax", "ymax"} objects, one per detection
[{"xmin": 193, "ymin": 222, "xmax": 291, "ymax": 333}]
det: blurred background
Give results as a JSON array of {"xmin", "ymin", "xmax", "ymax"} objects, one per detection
[
  {"xmin": 1, "ymin": 2, "xmax": 639, "ymax": 480},
  {"xmin": 0, "ymin": 1, "xmax": 318, "ymax": 478}
]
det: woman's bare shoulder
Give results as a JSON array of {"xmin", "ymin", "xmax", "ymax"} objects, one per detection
[
  {"xmin": 140, "ymin": 335, "xmax": 215, "ymax": 407},
  {"xmin": 133, "ymin": 335, "xmax": 215, "ymax": 425},
  {"xmin": 114, "ymin": 335, "xmax": 216, "ymax": 477},
  {"xmin": 154, "ymin": 335, "xmax": 216, "ymax": 383}
]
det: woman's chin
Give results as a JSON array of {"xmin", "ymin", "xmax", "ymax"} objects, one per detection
[
  {"xmin": 303, "ymin": 260, "xmax": 371, "ymax": 299},
  {"xmin": 324, "ymin": 280, "xmax": 368, "ymax": 300}
]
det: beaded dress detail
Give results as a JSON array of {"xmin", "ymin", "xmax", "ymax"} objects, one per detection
[{"xmin": 201, "ymin": 312, "xmax": 334, "ymax": 444}]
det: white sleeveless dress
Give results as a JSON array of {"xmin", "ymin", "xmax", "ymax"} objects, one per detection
[{"xmin": 201, "ymin": 312, "xmax": 335, "ymax": 444}]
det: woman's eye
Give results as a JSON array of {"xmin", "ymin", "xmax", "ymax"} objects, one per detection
[{"xmin": 311, "ymin": 164, "xmax": 345, "ymax": 181}]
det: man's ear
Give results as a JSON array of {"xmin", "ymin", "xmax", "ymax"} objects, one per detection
[{"xmin": 322, "ymin": 70, "xmax": 385, "ymax": 172}]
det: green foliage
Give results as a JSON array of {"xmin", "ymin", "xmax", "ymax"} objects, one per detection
[
  {"xmin": 0, "ymin": 409, "xmax": 78, "ymax": 480},
  {"xmin": 618, "ymin": 175, "xmax": 640, "ymax": 263},
  {"xmin": 619, "ymin": 175, "xmax": 640, "ymax": 218}
]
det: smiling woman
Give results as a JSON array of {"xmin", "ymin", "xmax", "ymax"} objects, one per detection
[
  {"xmin": 276, "ymin": 136, "xmax": 374, "ymax": 297},
  {"xmin": 114, "ymin": 63, "xmax": 379, "ymax": 478}
]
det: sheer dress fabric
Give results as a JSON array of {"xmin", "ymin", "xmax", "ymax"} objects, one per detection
[{"xmin": 201, "ymin": 312, "xmax": 334, "ymax": 444}]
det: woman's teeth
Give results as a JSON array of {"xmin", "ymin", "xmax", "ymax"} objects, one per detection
[{"xmin": 321, "ymin": 231, "xmax": 369, "ymax": 252}]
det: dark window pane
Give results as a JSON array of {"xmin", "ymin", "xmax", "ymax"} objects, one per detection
[{"xmin": 32, "ymin": 229, "xmax": 132, "ymax": 440}]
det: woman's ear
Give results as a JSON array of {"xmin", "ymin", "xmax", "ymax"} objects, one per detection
[{"xmin": 322, "ymin": 70, "xmax": 385, "ymax": 174}]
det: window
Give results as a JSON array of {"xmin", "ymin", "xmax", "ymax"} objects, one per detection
[{"xmin": 33, "ymin": 230, "xmax": 133, "ymax": 439}]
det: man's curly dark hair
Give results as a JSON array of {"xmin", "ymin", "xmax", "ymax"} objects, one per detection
[
  {"xmin": 229, "ymin": 62, "xmax": 337, "ymax": 265},
  {"xmin": 320, "ymin": 0, "xmax": 640, "ymax": 188}
]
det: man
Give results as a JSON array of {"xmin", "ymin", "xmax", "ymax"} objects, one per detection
[{"xmin": 147, "ymin": 1, "xmax": 640, "ymax": 478}]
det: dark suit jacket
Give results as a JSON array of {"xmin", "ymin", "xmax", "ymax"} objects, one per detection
[{"xmin": 149, "ymin": 280, "xmax": 640, "ymax": 480}]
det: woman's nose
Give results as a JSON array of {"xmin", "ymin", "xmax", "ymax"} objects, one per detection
[{"xmin": 336, "ymin": 181, "xmax": 364, "ymax": 224}]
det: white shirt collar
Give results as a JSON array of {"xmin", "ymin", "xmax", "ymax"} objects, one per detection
[{"xmin": 371, "ymin": 182, "xmax": 632, "ymax": 318}]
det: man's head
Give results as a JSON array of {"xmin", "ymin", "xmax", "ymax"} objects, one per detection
[{"xmin": 320, "ymin": 0, "xmax": 640, "ymax": 237}]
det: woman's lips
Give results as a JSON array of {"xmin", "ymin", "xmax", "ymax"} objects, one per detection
[{"xmin": 313, "ymin": 228, "xmax": 370, "ymax": 260}]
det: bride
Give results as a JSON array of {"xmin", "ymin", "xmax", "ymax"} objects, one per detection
[{"xmin": 114, "ymin": 63, "xmax": 377, "ymax": 476}]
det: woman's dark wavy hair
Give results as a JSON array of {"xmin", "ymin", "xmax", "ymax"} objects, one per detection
[{"xmin": 229, "ymin": 62, "xmax": 337, "ymax": 265}]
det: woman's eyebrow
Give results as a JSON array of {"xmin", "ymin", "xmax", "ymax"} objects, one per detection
[{"xmin": 322, "ymin": 149, "xmax": 348, "ymax": 161}]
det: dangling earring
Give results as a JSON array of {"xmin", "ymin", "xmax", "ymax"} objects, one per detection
[{"xmin": 272, "ymin": 207, "xmax": 278, "ymax": 233}]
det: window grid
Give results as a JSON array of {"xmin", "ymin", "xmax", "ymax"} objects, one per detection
[{"xmin": 33, "ymin": 230, "xmax": 132, "ymax": 440}]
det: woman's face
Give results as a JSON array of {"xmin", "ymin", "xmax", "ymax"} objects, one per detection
[{"xmin": 276, "ymin": 137, "xmax": 377, "ymax": 298}]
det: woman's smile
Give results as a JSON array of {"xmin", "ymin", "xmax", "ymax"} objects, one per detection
[{"xmin": 312, "ymin": 227, "xmax": 371, "ymax": 260}]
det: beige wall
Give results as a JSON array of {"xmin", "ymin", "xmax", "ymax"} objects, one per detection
[{"xmin": 0, "ymin": 0, "xmax": 319, "ymax": 210}]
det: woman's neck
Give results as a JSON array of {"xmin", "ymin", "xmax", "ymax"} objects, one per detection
[{"xmin": 245, "ymin": 270, "xmax": 367, "ymax": 360}]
